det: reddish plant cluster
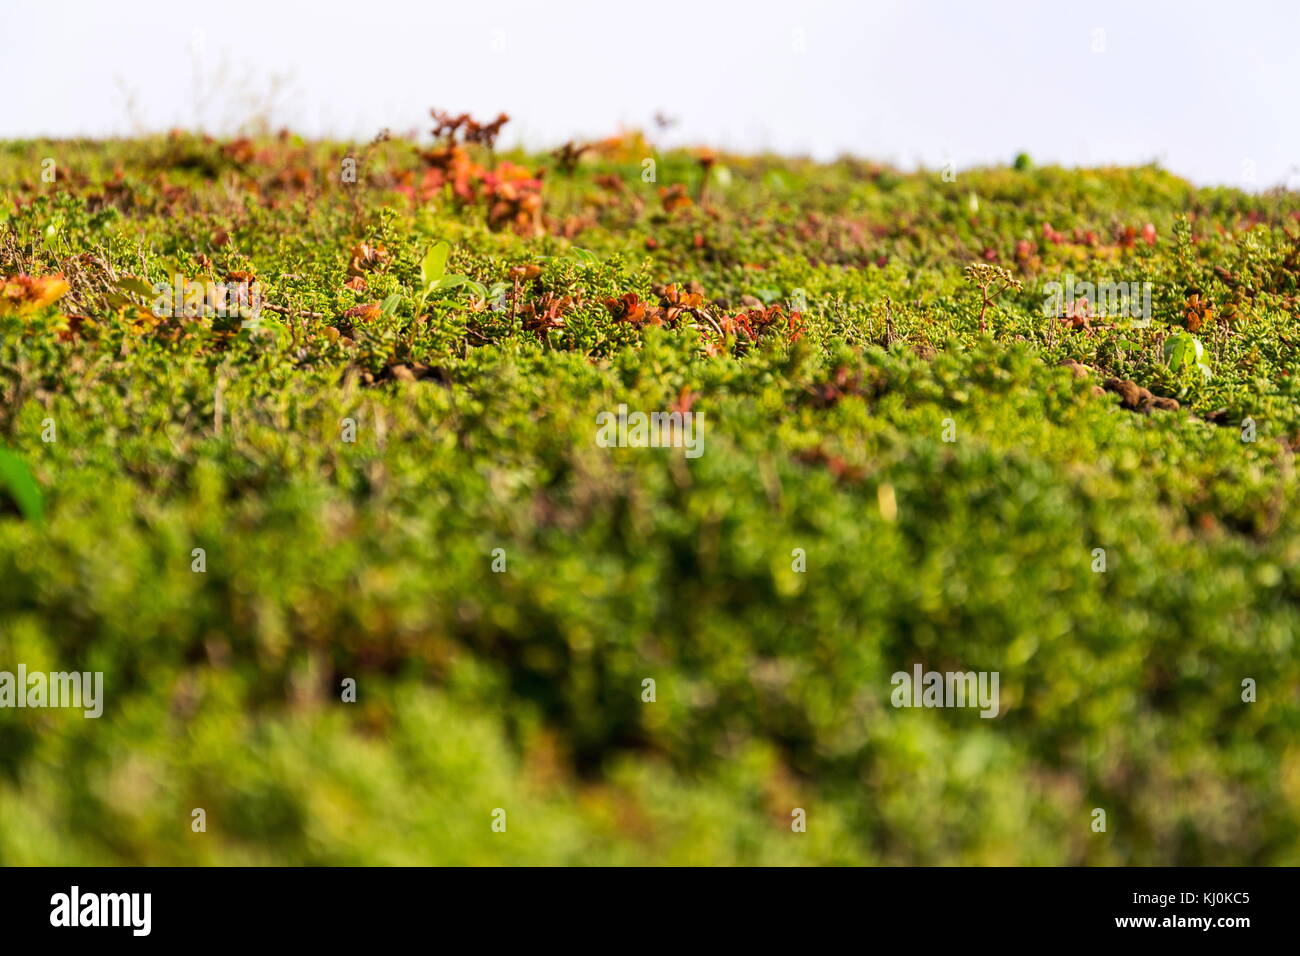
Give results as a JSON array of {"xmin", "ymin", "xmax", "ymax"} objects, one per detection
[
  {"xmin": 429, "ymin": 110, "xmax": 510, "ymax": 150},
  {"xmin": 602, "ymin": 284, "xmax": 804, "ymax": 350},
  {"xmin": 1, "ymin": 273, "xmax": 70, "ymax": 316},
  {"xmin": 402, "ymin": 146, "xmax": 544, "ymax": 235},
  {"xmin": 1118, "ymin": 223, "xmax": 1159, "ymax": 248},
  {"xmin": 1041, "ymin": 221, "xmax": 1156, "ymax": 248},
  {"xmin": 669, "ymin": 386, "xmax": 698, "ymax": 416},
  {"xmin": 347, "ymin": 241, "xmax": 390, "ymax": 277},
  {"xmin": 519, "ymin": 292, "xmax": 577, "ymax": 341},
  {"xmin": 411, "ymin": 143, "xmax": 477, "ymax": 201},
  {"xmin": 220, "ymin": 137, "xmax": 256, "ymax": 166},
  {"xmin": 1041, "ymin": 222, "xmax": 1099, "ymax": 246},
  {"xmin": 399, "ymin": 110, "xmax": 545, "ymax": 236},
  {"xmin": 480, "ymin": 163, "xmax": 545, "ymax": 234},
  {"xmin": 659, "ymin": 184, "xmax": 692, "ymax": 213},
  {"xmin": 464, "ymin": 265, "xmax": 576, "ymax": 343},
  {"xmin": 551, "ymin": 141, "xmax": 593, "ymax": 174},
  {"xmin": 1059, "ymin": 296, "xmax": 1097, "ymax": 332},
  {"xmin": 339, "ymin": 301, "xmax": 382, "ymax": 331},
  {"xmin": 603, "ymin": 283, "xmax": 706, "ymax": 329},
  {"xmin": 1013, "ymin": 239, "xmax": 1041, "ymax": 272},
  {"xmin": 794, "ymin": 444, "xmax": 865, "ymax": 483},
  {"xmin": 716, "ymin": 303, "xmax": 804, "ymax": 344},
  {"xmin": 805, "ymin": 365, "xmax": 865, "ymax": 408},
  {"xmin": 1183, "ymin": 290, "xmax": 1214, "ymax": 331},
  {"xmin": 603, "ymin": 291, "xmax": 656, "ymax": 325}
]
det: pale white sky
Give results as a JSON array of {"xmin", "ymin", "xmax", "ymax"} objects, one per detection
[{"xmin": 3, "ymin": 0, "xmax": 1297, "ymax": 189}]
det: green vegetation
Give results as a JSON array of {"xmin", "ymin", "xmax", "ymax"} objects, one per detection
[{"xmin": 2, "ymin": 121, "xmax": 1300, "ymax": 864}]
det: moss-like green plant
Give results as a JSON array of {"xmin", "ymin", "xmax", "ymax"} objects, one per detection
[{"xmin": 1, "ymin": 131, "xmax": 1299, "ymax": 865}]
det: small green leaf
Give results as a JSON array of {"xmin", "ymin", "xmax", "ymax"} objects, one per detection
[
  {"xmin": 434, "ymin": 274, "xmax": 474, "ymax": 291},
  {"xmin": 1163, "ymin": 333, "xmax": 1211, "ymax": 381},
  {"xmin": 0, "ymin": 448, "xmax": 44, "ymax": 523},
  {"xmin": 421, "ymin": 242, "xmax": 450, "ymax": 289},
  {"xmin": 1164, "ymin": 333, "xmax": 1198, "ymax": 369},
  {"xmin": 115, "ymin": 276, "xmax": 157, "ymax": 298},
  {"xmin": 380, "ymin": 294, "xmax": 403, "ymax": 316}
]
